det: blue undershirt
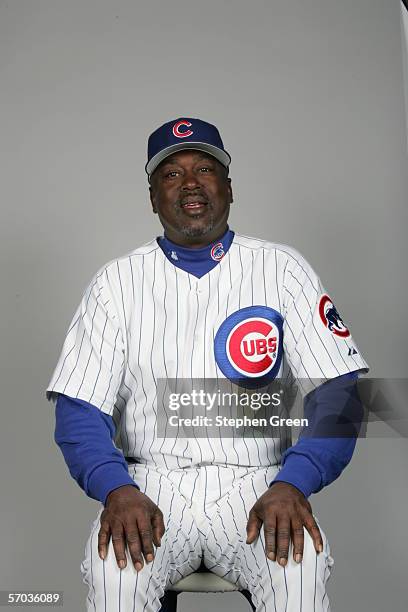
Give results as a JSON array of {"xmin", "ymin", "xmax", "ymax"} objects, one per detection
[
  {"xmin": 157, "ymin": 226, "xmax": 235, "ymax": 278},
  {"xmin": 54, "ymin": 228, "xmax": 363, "ymax": 505}
]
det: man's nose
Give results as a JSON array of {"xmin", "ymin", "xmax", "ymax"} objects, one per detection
[{"xmin": 181, "ymin": 168, "xmax": 200, "ymax": 190}]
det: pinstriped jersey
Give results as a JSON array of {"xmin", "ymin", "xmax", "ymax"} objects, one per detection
[{"xmin": 46, "ymin": 232, "xmax": 368, "ymax": 469}]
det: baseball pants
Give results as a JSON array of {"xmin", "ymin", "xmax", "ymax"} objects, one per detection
[{"xmin": 81, "ymin": 464, "xmax": 334, "ymax": 611}]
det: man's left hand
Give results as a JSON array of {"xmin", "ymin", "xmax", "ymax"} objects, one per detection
[{"xmin": 246, "ymin": 482, "xmax": 323, "ymax": 566}]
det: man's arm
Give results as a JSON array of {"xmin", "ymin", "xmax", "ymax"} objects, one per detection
[
  {"xmin": 54, "ymin": 394, "xmax": 138, "ymax": 504},
  {"xmin": 54, "ymin": 394, "xmax": 165, "ymax": 571},
  {"xmin": 246, "ymin": 371, "xmax": 364, "ymax": 566},
  {"xmin": 271, "ymin": 371, "xmax": 363, "ymax": 497}
]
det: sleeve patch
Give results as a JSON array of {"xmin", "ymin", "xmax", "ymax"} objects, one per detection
[{"xmin": 318, "ymin": 294, "xmax": 350, "ymax": 338}]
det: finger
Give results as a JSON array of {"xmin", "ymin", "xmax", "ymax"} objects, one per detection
[
  {"xmin": 98, "ymin": 520, "xmax": 111, "ymax": 561},
  {"xmin": 303, "ymin": 513, "xmax": 323, "ymax": 554},
  {"xmin": 263, "ymin": 516, "xmax": 277, "ymax": 562},
  {"xmin": 291, "ymin": 521, "xmax": 305, "ymax": 563},
  {"xmin": 136, "ymin": 517, "xmax": 155, "ymax": 563},
  {"xmin": 124, "ymin": 526, "xmax": 144, "ymax": 572},
  {"xmin": 111, "ymin": 523, "xmax": 128, "ymax": 570},
  {"xmin": 151, "ymin": 509, "xmax": 165, "ymax": 547},
  {"xmin": 246, "ymin": 510, "xmax": 262, "ymax": 544},
  {"xmin": 276, "ymin": 518, "xmax": 291, "ymax": 567}
]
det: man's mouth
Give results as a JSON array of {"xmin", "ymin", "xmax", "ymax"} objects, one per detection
[
  {"xmin": 182, "ymin": 202, "xmax": 207, "ymax": 210},
  {"xmin": 180, "ymin": 197, "xmax": 208, "ymax": 210}
]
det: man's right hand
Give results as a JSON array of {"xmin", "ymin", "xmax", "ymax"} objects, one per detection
[{"xmin": 98, "ymin": 485, "xmax": 165, "ymax": 572}]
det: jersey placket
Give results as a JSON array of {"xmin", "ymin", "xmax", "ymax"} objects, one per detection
[{"xmin": 180, "ymin": 275, "xmax": 214, "ymax": 466}]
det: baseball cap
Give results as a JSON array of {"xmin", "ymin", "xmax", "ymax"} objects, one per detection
[{"xmin": 145, "ymin": 117, "xmax": 231, "ymax": 179}]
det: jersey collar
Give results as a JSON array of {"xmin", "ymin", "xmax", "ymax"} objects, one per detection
[{"xmin": 158, "ymin": 227, "xmax": 234, "ymax": 265}]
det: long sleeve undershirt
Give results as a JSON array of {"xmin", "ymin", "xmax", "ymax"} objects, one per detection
[
  {"xmin": 54, "ymin": 396, "xmax": 139, "ymax": 505},
  {"xmin": 270, "ymin": 370, "xmax": 363, "ymax": 496}
]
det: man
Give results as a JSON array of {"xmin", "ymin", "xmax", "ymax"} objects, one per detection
[{"xmin": 46, "ymin": 118, "xmax": 368, "ymax": 611}]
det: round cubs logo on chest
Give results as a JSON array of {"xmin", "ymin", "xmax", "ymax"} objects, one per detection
[{"xmin": 214, "ymin": 306, "xmax": 283, "ymax": 386}]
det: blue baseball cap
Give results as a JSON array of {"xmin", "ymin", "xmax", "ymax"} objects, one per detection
[{"xmin": 145, "ymin": 117, "xmax": 231, "ymax": 179}]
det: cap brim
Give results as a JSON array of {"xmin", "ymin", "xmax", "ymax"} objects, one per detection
[{"xmin": 145, "ymin": 142, "xmax": 231, "ymax": 177}]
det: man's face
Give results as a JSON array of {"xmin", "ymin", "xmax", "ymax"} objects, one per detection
[{"xmin": 149, "ymin": 149, "xmax": 233, "ymax": 247}]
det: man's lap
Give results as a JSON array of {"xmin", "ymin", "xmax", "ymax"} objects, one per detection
[{"xmin": 81, "ymin": 463, "xmax": 334, "ymax": 611}]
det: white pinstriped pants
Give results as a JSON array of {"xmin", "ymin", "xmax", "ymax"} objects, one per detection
[{"xmin": 81, "ymin": 464, "xmax": 334, "ymax": 611}]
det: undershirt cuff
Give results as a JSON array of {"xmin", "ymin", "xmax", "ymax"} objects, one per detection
[
  {"xmin": 269, "ymin": 453, "xmax": 322, "ymax": 499},
  {"xmin": 87, "ymin": 461, "xmax": 140, "ymax": 506}
]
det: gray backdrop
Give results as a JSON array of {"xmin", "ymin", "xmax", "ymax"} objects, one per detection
[{"xmin": 1, "ymin": 0, "xmax": 407, "ymax": 610}]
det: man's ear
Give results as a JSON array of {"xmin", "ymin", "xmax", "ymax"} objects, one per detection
[
  {"xmin": 227, "ymin": 178, "xmax": 233, "ymax": 205},
  {"xmin": 149, "ymin": 185, "xmax": 158, "ymax": 214}
]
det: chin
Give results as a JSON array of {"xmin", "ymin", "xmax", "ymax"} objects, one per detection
[{"xmin": 179, "ymin": 220, "xmax": 215, "ymax": 238}]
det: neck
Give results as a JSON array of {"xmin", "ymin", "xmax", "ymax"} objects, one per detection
[{"xmin": 163, "ymin": 224, "xmax": 229, "ymax": 249}]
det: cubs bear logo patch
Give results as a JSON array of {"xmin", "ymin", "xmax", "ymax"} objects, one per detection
[
  {"xmin": 318, "ymin": 294, "xmax": 350, "ymax": 338},
  {"xmin": 214, "ymin": 306, "xmax": 283, "ymax": 387}
]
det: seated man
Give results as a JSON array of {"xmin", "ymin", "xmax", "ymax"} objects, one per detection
[{"xmin": 47, "ymin": 117, "xmax": 368, "ymax": 611}]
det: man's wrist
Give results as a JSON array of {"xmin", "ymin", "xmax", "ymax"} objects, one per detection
[
  {"xmin": 268, "ymin": 480, "xmax": 307, "ymax": 498},
  {"xmin": 105, "ymin": 483, "xmax": 140, "ymax": 504}
]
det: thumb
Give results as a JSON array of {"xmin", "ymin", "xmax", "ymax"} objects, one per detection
[
  {"xmin": 151, "ymin": 509, "xmax": 165, "ymax": 547},
  {"xmin": 246, "ymin": 510, "xmax": 262, "ymax": 544}
]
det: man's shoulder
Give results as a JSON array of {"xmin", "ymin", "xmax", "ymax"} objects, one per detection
[
  {"xmin": 97, "ymin": 238, "xmax": 161, "ymax": 274},
  {"xmin": 85, "ymin": 238, "xmax": 161, "ymax": 294},
  {"xmin": 233, "ymin": 232, "xmax": 310, "ymax": 265}
]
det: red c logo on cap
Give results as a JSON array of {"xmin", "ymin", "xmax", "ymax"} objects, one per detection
[{"xmin": 173, "ymin": 120, "xmax": 193, "ymax": 138}]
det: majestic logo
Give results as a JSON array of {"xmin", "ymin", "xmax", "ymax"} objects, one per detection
[
  {"xmin": 318, "ymin": 294, "xmax": 350, "ymax": 338},
  {"xmin": 211, "ymin": 242, "xmax": 225, "ymax": 261},
  {"xmin": 214, "ymin": 306, "xmax": 283, "ymax": 387},
  {"xmin": 172, "ymin": 120, "xmax": 193, "ymax": 138},
  {"xmin": 170, "ymin": 250, "xmax": 178, "ymax": 261}
]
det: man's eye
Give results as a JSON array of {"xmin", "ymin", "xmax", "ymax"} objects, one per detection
[
  {"xmin": 199, "ymin": 166, "xmax": 212, "ymax": 173},
  {"xmin": 165, "ymin": 170, "xmax": 179, "ymax": 178}
]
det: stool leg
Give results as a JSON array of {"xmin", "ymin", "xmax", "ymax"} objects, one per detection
[
  {"xmin": 240, "ymin": 589, "xmax": 256, "ymax": 611},
  {"xmin": 159, "ymin": 591, "xmax": 179, "ymax": 612}
]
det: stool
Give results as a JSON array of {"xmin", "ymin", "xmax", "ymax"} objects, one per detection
[{"xmin": 159, "ymin": 562, "xmax": 255, "ymax": 611}]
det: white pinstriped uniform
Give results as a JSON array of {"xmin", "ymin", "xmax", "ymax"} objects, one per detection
[{"xmin": 47, "ymin": 233, "xmax": 368, "ymax": 611}]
